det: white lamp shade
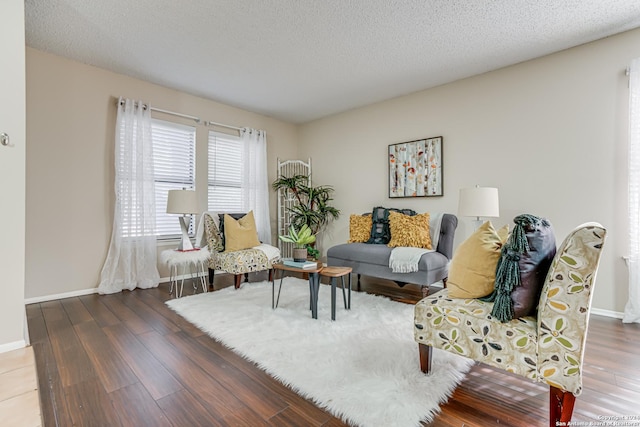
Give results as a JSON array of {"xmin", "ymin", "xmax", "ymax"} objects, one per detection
[
  {"xmin": 458, "ymin": 187, "xmax": 500, "ymax": 218},
  {"xmin": 166, "ymin": 189, "xmax": 199, "ymax": 214}
]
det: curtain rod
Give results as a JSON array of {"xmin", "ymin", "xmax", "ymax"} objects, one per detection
[
  {"xmin": 117, "ymin": 98, "xmax": 200, "ymax": 123},
  {"xmin": 151, "ymin": 106, "xmax": 201, "ymax": 123},
  {"xmin": 204, "ymin": 120, "xmax": 242, "ymax": 132},
  {"xmin": 117, "ymin": 98, "xmax": 242, "ymax": 132}
]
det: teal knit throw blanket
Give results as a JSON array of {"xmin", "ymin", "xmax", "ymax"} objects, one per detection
[{"xmin": 481, "ymin": 214, "xmax": 550, "ymax": 322}]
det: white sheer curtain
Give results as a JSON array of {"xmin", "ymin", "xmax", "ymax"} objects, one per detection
[
  {"xmin": 99, "ymin": 98, "xmax": 160, "ymax": 294},
  {"xmin": 626, "ymin": 59, "xmax": 640, "ymax": 323},
  {"xmin": 241, "ymin": 127, "xmax": 272, "ymax": 244}
]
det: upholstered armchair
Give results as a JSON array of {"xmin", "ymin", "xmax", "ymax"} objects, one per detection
[
  {"xmin": 414, "ymin": 222, "xmax": 606, "ymax": 426},
  {"xmin": 203, "ymin": 212, "xmax": 281, "ymax": 289}
]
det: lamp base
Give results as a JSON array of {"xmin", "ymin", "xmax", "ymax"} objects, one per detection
[
  {"xmin": 177, "ymin": 215, "xmax": 194, "ymax": 251},
  {"xmin": 472, "ymin": 217, "xmax": 484, "ymax": 231}
]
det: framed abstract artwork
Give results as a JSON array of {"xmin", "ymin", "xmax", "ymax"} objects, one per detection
[{"xmin": 388, "ymin": 136, "xmax": 443, "ymax": 198}]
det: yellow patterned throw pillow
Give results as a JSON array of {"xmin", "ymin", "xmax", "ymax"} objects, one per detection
[
  {"xmin": 387, "ymin": 211, "xmax": 432, "ymax": 249},
  {"xmin": 447, "ymin": 221, "xmax": 509, "ymax": 299},
  {"xmin": 223, "ymin": 211, "xmax": 261, "ymax": 252},
  {"xmin": 348, "ymin": 214, "xmax": 373, "ymax": 243}
]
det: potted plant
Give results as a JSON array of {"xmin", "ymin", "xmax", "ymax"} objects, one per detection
[
  {"xmin": 279, "ymin": 224, "xmax": 316, "ymax": 262},
  {"xmin": 272, "ymin": 174, "xmax": 340, "ymax": 259},
  {"xmin": 272, "ymin": 174, "xmax": 340, "ymax": 233}
]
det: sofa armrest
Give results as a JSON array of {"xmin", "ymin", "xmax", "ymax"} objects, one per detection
[{"xmin": 436, "ymin": 214, "xmax": 458, "ymax": 260}]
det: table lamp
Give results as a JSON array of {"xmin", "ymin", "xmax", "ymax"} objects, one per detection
[
  {"xmin": 458, "ymin": 186, "xmax": 500, "ymax": 230},
  {"xmin": 166, "ymin": 189, "xmax": 199, "ymax": 251}
]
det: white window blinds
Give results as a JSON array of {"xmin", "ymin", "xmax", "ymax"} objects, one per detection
[
  {"xmin": 152, "ymin": 119, "xmax": 196, "ymax": 237},
  {"xmin": 208, "ymin": 131, "xmax": 245, "ymax": 212}
]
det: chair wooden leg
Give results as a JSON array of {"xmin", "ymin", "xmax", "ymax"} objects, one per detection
[
  {"xmin": 549, "ymin": 386, "xmax": 576, "ymax": 427},
  {"xmin": 234, "ymin": 274, "xmax": 242, "ymax": 289},
  {"xmin": 357, "ymin": 274, "xmax": 361, "ymax": 291},
  {"xmin": 420, "ymin": 285, "xmax": 430, "ymax": 298},
  {"xmin": 418, "ymin": 343, "xmax": 432, "ymax": 374},
  {"xmin": 208, "ymin": 268, "xmax": 215, "ymax": 291},
  {"xmin": 442, "ymin": 277, "xmax": 448, "ymax": 288}
]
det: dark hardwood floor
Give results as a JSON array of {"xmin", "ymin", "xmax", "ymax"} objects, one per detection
[{"xmin": 27, "ymin": 273, "xmax": 640, "ymax": 426}]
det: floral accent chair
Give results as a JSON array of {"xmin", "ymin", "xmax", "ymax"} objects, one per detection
[
  {"xmin": 414, "ymin": 223, "xmax": 606, "ymax": 426},
  {"xmin": 204, "ymin": 213, "xmax": 281, "ymax": 289}
]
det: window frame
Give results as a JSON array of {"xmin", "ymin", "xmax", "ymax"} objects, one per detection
[
  {"xmin": 152, "ymin": 118, "xmax": 197, "ymax": 240},
  {"xmin": 207, "ymin": 130, "xmax": 245, "ymax": 213}
]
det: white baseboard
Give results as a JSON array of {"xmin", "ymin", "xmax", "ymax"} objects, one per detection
[
  {"xmin": 0, "ymin": 340, "xmax": 26, "ymax": 354},
  {"xmin": 25, "ymin": 288, "xmax": 98, "ymax": 305},
  {"xmin": 591, "ymin": 307, "xmax": 624, "ymax": 319},
  {"xmin": 24, "ymin": 272, "xmax": 210, "ymax": 305}
]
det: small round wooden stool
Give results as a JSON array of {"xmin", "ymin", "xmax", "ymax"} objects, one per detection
[{"xmin": 320, "ymin": 266, "xmax": 352, "ymax": 320}]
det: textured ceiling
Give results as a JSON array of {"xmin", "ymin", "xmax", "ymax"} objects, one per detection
[{"xmin": 25, "ymin": 0, "xmax": 640, "ymax": 124}]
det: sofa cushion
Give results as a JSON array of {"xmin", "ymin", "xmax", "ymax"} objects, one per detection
[
  {"xmin": 329, "ymin": 242, "xmax": 395, "ymax": 266},
  {"xmin": 223, "ymin": 211, "xmax": 261, "ymax": 252},
  {"xmin": 348, "ymin": 213, "xmax": 373, "ymax": 243},
  {"xmin": 485, "ymin": 214, "xmax": 556, "ymax": 321},
  {"xmin": 328, "ymin": 242, "xmax": 448, "ymax": 272},
  {"xmin": 447, "ymin": 221, "xmax": 508, "ymax": 299},
  {"xmin": 210, "ymin": 247, "xmax": 271, "ymax": 274},
  {"xmin": 387, "ymin": 211, "xmax": 432, "ymax": 249},
  {"xmin": 367, "ymin": 206, "xmax": 417, "ymax": 244},
  {"xmin": 414, "ymin": 288, "xmax": 538, "ymax": 379}
]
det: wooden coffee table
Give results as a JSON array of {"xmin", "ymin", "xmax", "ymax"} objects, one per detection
[{"xmin": 271, "ymin": 262, "xmax": 323, "ymax": 319}]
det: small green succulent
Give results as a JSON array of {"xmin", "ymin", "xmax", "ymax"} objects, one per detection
[{"xmin": 278, "ymin": 224, "xmax": 316, "ymax": 248}]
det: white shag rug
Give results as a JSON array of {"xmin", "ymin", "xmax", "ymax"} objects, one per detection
[{"xmin": 166, "ymin": 277, "xmax": 473, "ymax": 427}]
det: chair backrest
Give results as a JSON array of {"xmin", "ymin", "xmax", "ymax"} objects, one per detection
[
  {"xmin": 536, "ymin": 222, "xmax": 606, "ymax": 395},
  {"xmin": 203, "ymin": 213, "xmax": 224, "ymax": 253},
  {"xmin": 436, "ymin": 213, "xmax": 458, "ymax": 260}
]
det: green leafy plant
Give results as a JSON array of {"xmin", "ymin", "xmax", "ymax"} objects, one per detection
[
  {"xmin": 305, "ymin": 245, "xmax": 320, "ymax": 260},
  {"xmin": 272, "ymin": 174, "xmax": 341, "ymax": 236},
  {"xmin": 278, "ymin": 224, "xmax": 316, "ymax": 249}
]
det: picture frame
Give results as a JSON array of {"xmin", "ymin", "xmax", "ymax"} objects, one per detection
[{"xmin": 388, "ymin": 136, "xmax": 443, "ymax": 198}]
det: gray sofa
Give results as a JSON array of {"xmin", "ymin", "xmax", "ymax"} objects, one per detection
[{"xmin": 326, "ymin": 213, "xmax": 458, "ymax": 296}]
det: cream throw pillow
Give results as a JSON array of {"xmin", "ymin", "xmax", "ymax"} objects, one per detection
[
  {"xmin": 447, "ymin": 221, "xmax": 509, "ymax": 299},
  {"xmin": 223, "ymin": 211, "xmax": 261, "ymax": 252}
]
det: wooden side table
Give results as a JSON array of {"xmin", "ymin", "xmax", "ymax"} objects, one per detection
[
  {"xmin": 320, "ymin": 266, "xmax": 353, "ymax": 320},
  {"xmin": 161, "ymin": 248, "xmax": 210, "ymax": 298},
  {"xmin": 271, "ymin": 262, "xmax": 323, "ymax": 319}
]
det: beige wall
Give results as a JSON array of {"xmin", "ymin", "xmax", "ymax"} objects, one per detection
[
  {"xmin": 0, "ymin": 0, "xmax": 26, "ymax": 350},
  {"xmin": 300, "ymin": 28, "xmax": 640, "ymax": 314},
  {"xmin": 25, "ymin": 27, "xmax": 640, "ymax": 313},
  {"xmin": 26, "ymin": 48, "xmax": 298, "ymax": 299}
]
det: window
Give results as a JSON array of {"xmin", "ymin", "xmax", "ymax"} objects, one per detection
[
  {"xmin": 208, "ymin": 131, "xmax": 245, "ymax": 212},
  {"xmin": 152, "ymin": 119, "xmax": 196, "ymax": 238}
]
